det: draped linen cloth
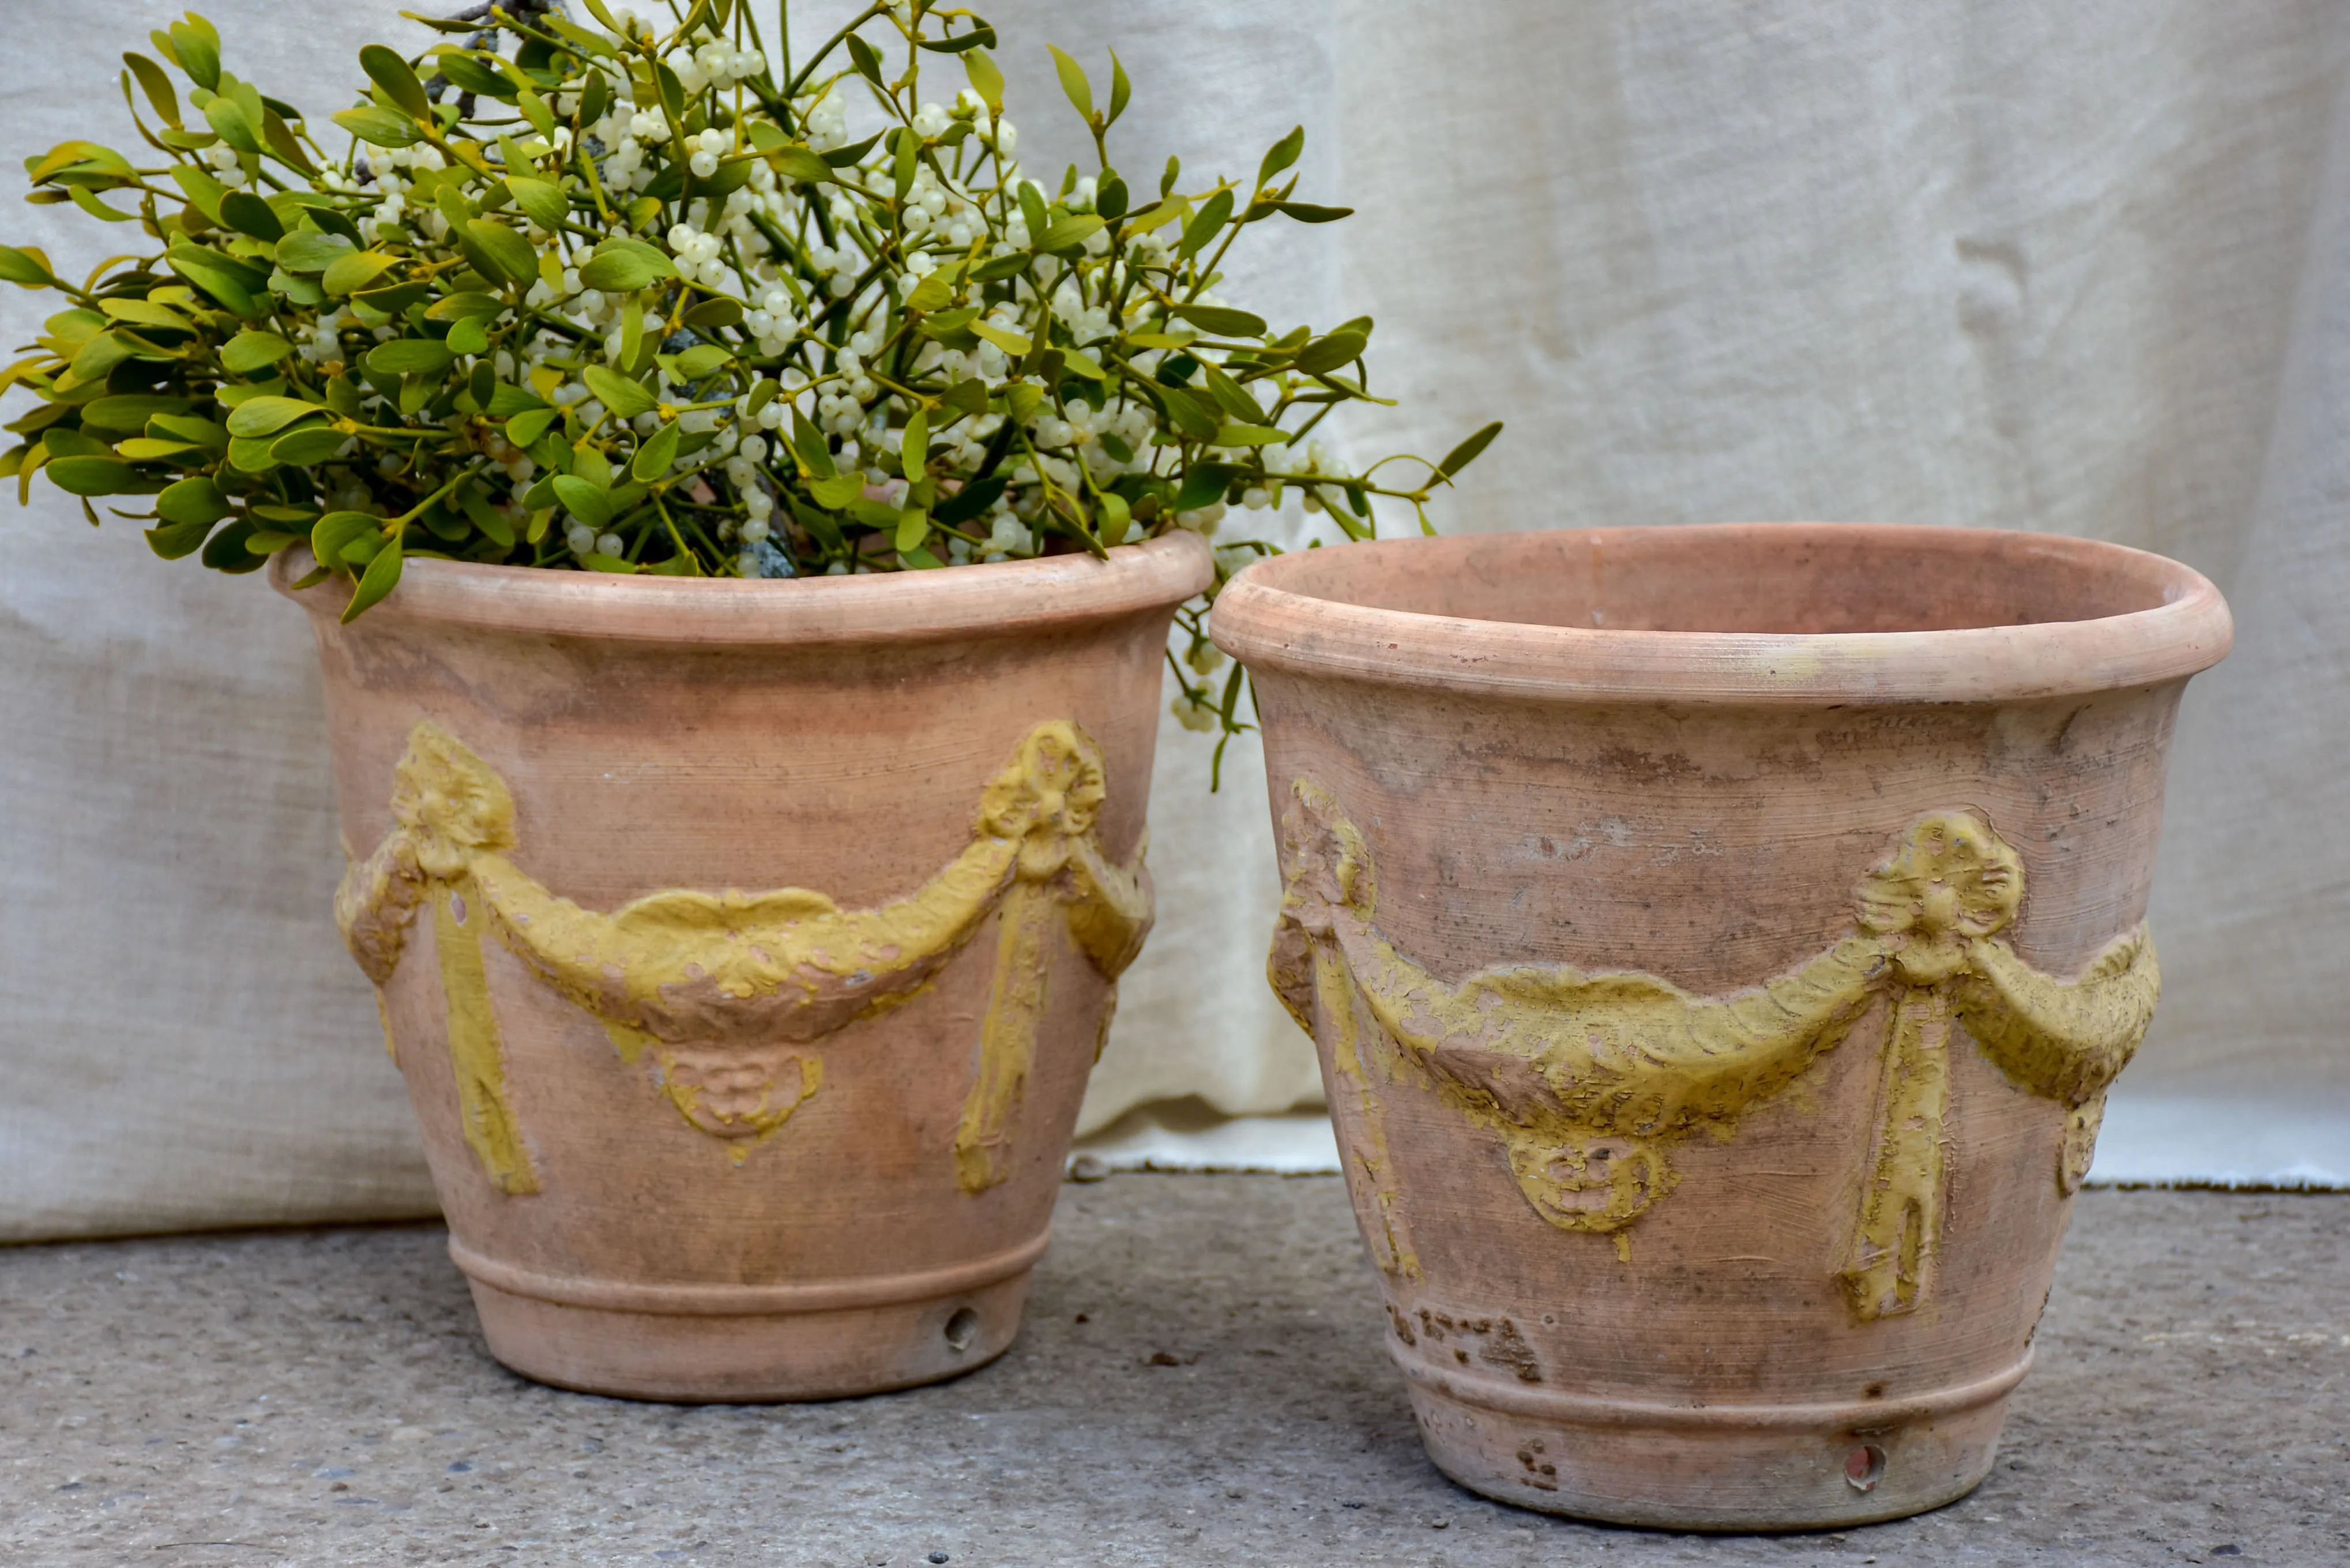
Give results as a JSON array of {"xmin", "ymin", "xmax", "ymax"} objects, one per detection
[{"xmin": 3, "ymin": 0, "xmax": 2343, "ymax": 1239}]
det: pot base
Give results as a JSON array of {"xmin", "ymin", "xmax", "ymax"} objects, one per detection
[
  {"xmin": 1397, "ymin": 1350, "xmax": 2025, "ymax": 1531},
  {"xmin": 450, "ymin": 1232, "xmax": 1047, "ymax": 1402}
]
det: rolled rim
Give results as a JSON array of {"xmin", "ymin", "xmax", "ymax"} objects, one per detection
[
  {"xmin": 1209, "ymin": 524, "xmax": 2232, "ymax": 705},
  {"xmin": 270, "ymin": 529, "xmax": 1213, "ymax": 645}
]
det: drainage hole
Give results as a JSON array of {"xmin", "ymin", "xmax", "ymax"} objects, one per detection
[
  {"xmin": 943, "ymin": 1307, "xmax": 980, "ymax": 1352},
  {"xmin": 1844, "ymin": 1442, "xmax": 1887, "ymax": 1493}
]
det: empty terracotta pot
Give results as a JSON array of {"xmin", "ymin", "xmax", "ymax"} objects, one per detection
[
  {"xmin": 1210, "ymin": 524, "xmax": 2229, "ymax": 1529},
  {"xmin": 275, "ymin": 533, "xmax": 1209, "ymax": 1401}
]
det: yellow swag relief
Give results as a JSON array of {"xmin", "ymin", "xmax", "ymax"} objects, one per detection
[
  {"xmin": 1269, "ymin": 780, "xmax": 2159, "ymax": 1321},
  {"xmin": 336, "ymin": 720, "xmax": 1152, "ymax": 1193}
]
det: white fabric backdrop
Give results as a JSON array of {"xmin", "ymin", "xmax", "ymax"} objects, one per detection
[{"xmin": 3, "ymin": 1, "xmax": 2344, "ymax": 1240}]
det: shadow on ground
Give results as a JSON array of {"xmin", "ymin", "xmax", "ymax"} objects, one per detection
[{"xmin": 1, "ymin": 1179, "xmax": 2343, "ymax": 1565}]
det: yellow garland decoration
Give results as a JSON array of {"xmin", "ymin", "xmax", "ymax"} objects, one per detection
[
  {"xmin": 337, "ymin": 719, "xmax": 1151, "ymax": 1192},
  {"xmin": 1270, "ymin": 780, "xmax": 2157, "ymax": 1321}
]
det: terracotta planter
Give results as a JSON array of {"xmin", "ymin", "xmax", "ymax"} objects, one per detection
[
  {"xmin": 275, "ymin": 533, "xmax": 1210, "ymax": 1401},
  {"xmin": 1211, "ymin": 524, "xmax": 2229, "ymax": 1529}
]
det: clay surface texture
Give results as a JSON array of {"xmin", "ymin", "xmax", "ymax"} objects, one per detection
[
  {"xmin": 1212, "ymin": 524, "xmax": 2231, "ymax": 1528},
  {"xmin": 278, "ymin": 534, "xmax": 1210, "ymax": 1401}
]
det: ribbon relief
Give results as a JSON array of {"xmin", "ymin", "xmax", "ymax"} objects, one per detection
[
  {"xmin": 1269, "ymin": 780, "xmax": 2158, "ymax": 1321},
  {"xmin": 337, "ymin": 719, "xmax": 1150, "ymax": 1196}
]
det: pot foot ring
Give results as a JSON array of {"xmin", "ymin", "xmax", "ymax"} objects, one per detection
[
  {"xmin": 450, "ymin": 1231, "xmax": 1049, "ymax": 1402},
  {"xmin": 1395, "ymin": 1348, "xmax": 2029, "ymax": 1531}
]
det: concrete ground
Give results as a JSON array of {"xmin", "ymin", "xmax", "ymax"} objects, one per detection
[{"xmin": 0, "ymin": 1179, "xmax": 2343, "ymax": 1567}]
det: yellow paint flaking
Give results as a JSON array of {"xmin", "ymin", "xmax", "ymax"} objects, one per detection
[
  {"xmin": 954, "ymin": 883, "xmax": 1053, "ymax": 1194},
  {"xmin": 1840, "ymin": 987, "xmax": 1950, "ymax": 1320},
  {"xmin": 1061, "ymin": 833, "xmax": 1155, "ymax": 977},
  {"xmin": 1091, "ymin": 984, "xmax": 1119, "ymax": 1065},
  {"xmin": 1955, "ymin": 924, "xmax": 2159, "ymax": 1194},
  {"xmin": 337, "ymin": 718, "xmax": 1153, "ymax": 1190},
  {"xmin": 2060, "ymin": 1093, "xmax": 2110, "ymax": 1194},
  {"xmin": 603, "ymin": 1020, "xmax": 657, "ymax": 1067},
  {"xmin": 950, "ymin": 723, "xmax": 1156, "ymax": 1194},
  {"xmin": 1270, "ymin": 783, "xmax": 2160, "ymax": 1322},
  {"xmin": 432, "ymin": 883, "xmax": 540, "ymax": 1195},
  {"xmin": 1311, "ymin": 943, "xmax": 1420, "ymax": 1280},
  {"xmin": 337, "ymin": 832, "xmax": 430, "ymax": 988},
  {"xmin": 1276, "ymin": 779, "xmax": 1879, "ymax": 1240},
  {"xmin": 468, "ymin": 848, "xmax": 1009, "ymax": 1047}
]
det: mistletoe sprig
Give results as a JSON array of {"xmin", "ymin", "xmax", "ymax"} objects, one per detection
[{"xmin": 0, "ymin": 1, "xmax": 1498, "ymax": 757}]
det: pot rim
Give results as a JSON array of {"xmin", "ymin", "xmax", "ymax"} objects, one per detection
[
  {"xmin": 1209, "ymin": 523, "xmax": 2232, "ymax": 705},
  {"xmin": 269, "ymin": 529, "xmax": 1212, "ymax": 645}
]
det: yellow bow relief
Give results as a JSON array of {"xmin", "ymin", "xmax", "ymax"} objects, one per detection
[
  {"xmin": 1269, "ymin": 780, "xmax": 2157, "ymax": 1320},
  {"xmin": 337, "ymin": 719, "xmax": 1152, "ymax": 1194}
]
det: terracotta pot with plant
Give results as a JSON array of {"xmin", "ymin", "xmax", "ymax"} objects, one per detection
[
  {"xmin": 1212, "ymin": 524, "xmax": 2228, "ymax": 1528},
  {"xmin": 1, "ymin": 0, "xmax": 1493, "ymax": 1400}
]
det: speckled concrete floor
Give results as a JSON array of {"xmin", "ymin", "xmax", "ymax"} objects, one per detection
[{"xmin": 1, "ymin": 1179, "xmax": 2343, "ymax": 1566}]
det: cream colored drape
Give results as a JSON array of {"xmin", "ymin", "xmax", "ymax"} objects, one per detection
[{"xmin": 3, "ymin": 1, "xmax": 2342, "ymax": 1239}]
